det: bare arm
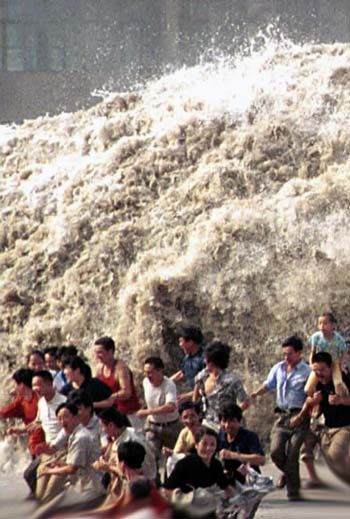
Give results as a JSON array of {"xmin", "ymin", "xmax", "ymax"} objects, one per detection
[
  {"xmin": 93, "ymin": 397, "xmax": 116, "ymax": 409},
  {"xmin": 136, "ymin": 401, "xmax": 176, "ymax": 418},
  {"xmin": 170, "ymin": 370, "xmax": 185, "ymax": 383},
  {"xmin": 7, "ymin": 425, "xmax": 27, "ymax": 435},
  {"xmin": 192, "ymin": 383, "xmax": 201, "ymax": 402},
  {"xmin": 240, "ymin": 398, "xmax": 251, "ymax": 411},
  {"xmin": 329, "ymin": 393, "xmax": 350, "ymax": 406},
  {"xmin": 178, "ymin": 389, "xmax": 194, "ymax": 403},
  {"xmin": 250, "ymin": 385, "xmax": 269, "ymax": 400},
  {"xmin": 289, "ymin": 391, "xmax": 323, "ymax": 427},
  {"xmin": 219, "ymin": 449, "xmax": 265, "ymax": 466},
  {"xmin": 112, "ymin": 361, "xmax": 132, "ymax": 400},
  {"xmin": 340, "ymin": 351, "xmax": 348, "ymax": 371},
  {"xmin": 309, "ymin": 346, "xmax": 316, "ymax": 365},
  {"xmin": 26, "ymin": 421, "xmax": 43, "ymax": 432},
  {"xmin": 39, "ymin": 463, "xmax": 77, "ymax": 477},
  {"xmin": 93, "ymin": 458, "xmax": 121, "ymax": 476}
]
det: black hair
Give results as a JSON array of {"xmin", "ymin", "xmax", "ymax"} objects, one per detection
[
  {"xmin": 27, "ymin": 349, "xmax": 45, "ymax": 362},
  {"xmin": 194, "ymin": 426, "xmax": 218, "ymax": 444},
  {"xmin": 60, "ymin": 353, "xmax": 76, "ymax": 367},
  {"xmin": 98, "ymin": 407, "xmax": 130, "ymax": 428},
  {"xmin": 43, "ymin": 347, "xmax": 58, "ymax": 358},
  {"xmin": 218, "ymin": 403, "xmax": 243, "ymax": 422},
  {"xmin": 311, "ymin": 351, "xmax": 333, "ymax": 367},
  {"xmin": 58, "ymin": 345, "xmax": 78, "ymax": 360},
  {"xmin": 94, "ymin": 336, "xmax": 115, "ymax": 353},
  {"xmin": 204, "ymin": 340, "xmax": 230, "ymax": 370},
  {"xmin": 68, "ymin": 389, "xmax": 93, "ymax": 411},
  {"xmin": 117, "ymin": 441, "xmax": 146, "ymax": 469},
  {"xmin": 177, "ymin": 324, "xmax": 203, "ymax": 344},
  {"xmin": 55, "ymin": 401, "xmax": 79, "ymax": 416},
  {"xmin": 281, "ymin": 335, "xmax": 303, "ymax": 352},
  {"xmin": 33, "ymin": 370, "xmax": 54, "ymax": 383},
  {"xmin": 178, "ymin": 400, "xmax": 201, "ymax": 416},
  {"xmin": 320, "ymin": 312, "xmax": 337, "ymax": 324},
  {"xmin": 13, "ymin": 368, "xmax": 34, "ymax": 388},
  {"xmin": 144, "ymin": 356, "xmax": 164, "ymax": 370},
  {"xmin": 65, "ymin": 356, "xmax": 92, "ymax": 380}
]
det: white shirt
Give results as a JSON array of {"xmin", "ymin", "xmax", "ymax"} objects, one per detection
[
  {"xmin": 143, "ymin": 376, "xmax": 179, "ymax": 423},
  {"xmin": 37, "ymin": 391, "xmax": 66, "ymax": 443},
  {"xmin": 51, "ymin": 413, "xmax": 101, "ymax": 450}
]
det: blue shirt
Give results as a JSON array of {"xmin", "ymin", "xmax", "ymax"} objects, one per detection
[
  {"xmin": 181, "ymin": 348, "xmax": 205, "ymax": 389},
  {"xmin": 309, "ymin": 331, "xmax": 347, "ymax": 361},
  {"xmin": 264, "ymin": 359, "xmax": 311, "ymax": 410}
]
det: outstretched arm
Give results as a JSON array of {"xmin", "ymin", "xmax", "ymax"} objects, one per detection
[
  {"xmin": 170, "ymin": 370, "xmax": 185, "ymax": 383},
  {"xmin": 219, "ymin": 449, "xmax": 265, "ymax": 466},
  {"xmin": 250, "ymin": 385, "xmax": 269, "ymax": 400}
]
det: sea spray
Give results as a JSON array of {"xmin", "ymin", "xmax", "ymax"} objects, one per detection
[
  {"xmin": 0, "ymin": 435, "xmax": 30, "ymax": 475},
  {"xmin": 1, "ymin": 38, "xmax": 350, "ymax": 439}
]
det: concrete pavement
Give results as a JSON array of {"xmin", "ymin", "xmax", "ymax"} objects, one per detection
[{"xmin": 256, "ymin": 458, "xmax": 350, "ymax": 519}]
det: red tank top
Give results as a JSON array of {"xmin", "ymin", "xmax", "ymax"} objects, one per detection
[{"xmin": 97, "ymin": 361, "xmax": 140, "ymax": 414}]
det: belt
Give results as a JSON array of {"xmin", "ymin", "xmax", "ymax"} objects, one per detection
[
  {"xmin": 148, "ymin": 419, "xmax": 179, "ymax": 427},
  {"xmin": 275, "ymin": 407, "xmax": 302, "ymax": 414}
]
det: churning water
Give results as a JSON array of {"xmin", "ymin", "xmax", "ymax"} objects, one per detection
[{"xmin": 1, "ymin": 36, "xmax": 350, "ymax": 416}]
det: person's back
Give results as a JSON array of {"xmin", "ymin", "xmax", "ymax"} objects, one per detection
[{"xmin": 111, "ymin": 427, "xmax": 156, "ymax": 481}]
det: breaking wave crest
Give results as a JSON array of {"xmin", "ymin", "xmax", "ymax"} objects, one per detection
[{"xmin": 1, "ymin": 35, "xmax": 350, "ymax": 397}]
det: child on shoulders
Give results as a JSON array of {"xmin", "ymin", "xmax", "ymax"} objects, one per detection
[{"xmin": 305, "ymin": 311, "xmax": 348, "ymax": 397}]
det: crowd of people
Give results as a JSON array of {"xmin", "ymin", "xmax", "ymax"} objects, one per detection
[{"xmin": 0, "ymin": 312, "xmax": 349, "ymax": 518}]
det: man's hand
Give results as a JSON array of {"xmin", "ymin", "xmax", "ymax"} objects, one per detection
[
  {"xmin": 136, "ymin": 409, "xmax": 149, "ymax": 418},
  {"xmin": 38, "ymin": 466, "xmax": 52, "ymax": 477},
  {"xmin": 162, "ymin": 446, "xmax": 173, "ymax": 457},
  {"xmin": 36, "ymin": 443, "xmax": 56, "ymax": 456},
  {"xmin": 329, "ymin": 394, "xmax": 343, "ymax": 406},
  {"xmin": 289, "ymin": 412, "xmax": 305, "ymax": 428},
  {"xmin": 93, "ymin": 458, "xmax": 110, "ymax": 472},
  {"xmin": 219, "ymin": 449, "xmax": 241, "ymax": 461},
  {"xmin": 26, "ymin": 422, "xmax": 42, "ymax": 433},
  {"xmin": 6, "ymin": 426, "xmax": 23, "ymax": 435}
]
